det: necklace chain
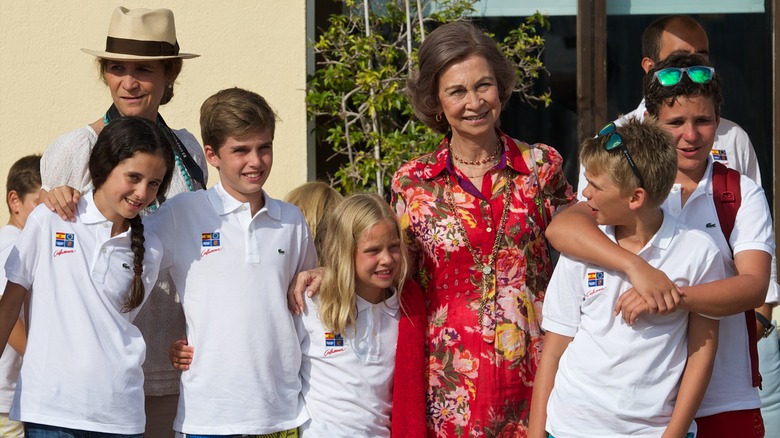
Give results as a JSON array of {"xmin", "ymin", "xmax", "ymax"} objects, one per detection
[
  {"xmin": 443, "ymin": 169, "xmax": 513, "ymax": 326},
  {"xmin": 450, "ymin": 137, "xmax": 501, "ymax": 166}
]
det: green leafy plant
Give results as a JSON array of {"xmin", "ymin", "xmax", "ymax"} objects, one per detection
[{"xmin": 307, "ymin": 0, "xmax": 550, "ymax": 195}]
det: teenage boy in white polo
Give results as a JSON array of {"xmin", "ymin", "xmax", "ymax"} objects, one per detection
[
  {"xmin": 546, "ymin": 53, "xmax": 774, "ymax": 438},
  {"xmin": 529, "ymin": 118, "xmax": 724, "ymax": 438},
  {"xmin": 145, "ymin": 87, "xmax": 316, "ymax": 437}
]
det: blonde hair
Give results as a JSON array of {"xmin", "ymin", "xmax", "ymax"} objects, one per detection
[
  {"xmin": 580, "ymin": 117, "xmax": 677, "ymax": 208},
  {"xmin": 284, "ymin": 182, "xmax": 343, "ymax": 250},
  {"xmin": 317, "ymin": 193, "xmax": 408, "ymax": 334}
]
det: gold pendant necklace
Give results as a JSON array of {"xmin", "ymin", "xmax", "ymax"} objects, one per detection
[{"xmin": 443, "ymin": 169, "xmax": 513, "ymax": 326}]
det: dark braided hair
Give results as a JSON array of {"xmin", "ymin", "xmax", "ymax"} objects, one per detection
[
  {"xmin": 89, "ymin": 117, "xmax": 174, "ymax": 312},
  {"xmin": 125, "ymin": 214, "xmax": 146, "ymax": 312}
]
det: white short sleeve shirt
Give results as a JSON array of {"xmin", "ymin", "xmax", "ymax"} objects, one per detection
[
  {"xmin": 661, "ymin": 158, "xmax": 775, "ymax": 416},
  {"xmin": 145, "ymin": 183, "xmax": 318, "ymax": 435},
  {"xmin": 543, "ymin": 213, "xmax": 725, "ymax": 437},
  {"xmin": 5, "ymin": 193, "xmax": 162, "ymax": 434},
  {"xmin": 298, "ymin": 290, "xmax": 399, "ymax": 438}
]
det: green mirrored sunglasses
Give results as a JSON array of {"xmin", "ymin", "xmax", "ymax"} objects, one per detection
[
  {"xmin": 597, "ymin": 123, "xmax": 645, "ymax": 188},
  {"xmin": 653, "ymin": 66, "xmax": 715, "ymax": 87}
]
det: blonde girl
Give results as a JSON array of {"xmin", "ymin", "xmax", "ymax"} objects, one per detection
[
  {"xmin": 0, "ymin": 116, "xmax": 174, "ymax": 437},
  {"xmin": 298, "ymin": 193, "xmax": 408, "ymax": 437}
]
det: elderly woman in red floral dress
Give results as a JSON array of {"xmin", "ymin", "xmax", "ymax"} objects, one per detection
[{"xmin": 390, "ymin": 21, "xmax": 575, "ymax": 437}]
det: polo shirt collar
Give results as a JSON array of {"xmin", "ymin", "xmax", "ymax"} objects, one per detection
[
  {"xmin": 207, "ymin": 182, "xmax": 282, "ymax": 220},
  {"xmin": 78, "ymin": 191, "xmax": 110, "ymax": 225},
  {"xmin": 422, "ymin": 130, "xmax": 532, "ymax": 181},
  {"xmin": 356, "ymin": 286, "xmax": 400, "ymax": 317},
  {"xmin": 603, "ymin": 210, "xmax": 677, "ymax": 252}
]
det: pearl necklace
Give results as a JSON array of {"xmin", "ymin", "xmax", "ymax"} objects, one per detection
[
  {"xmin": 443, "ymin": 169, "xmax": 513, "ymax": 328},
  {"xmin": 450, "ymin": 137, "xmax": 502, "ymax": 166}
]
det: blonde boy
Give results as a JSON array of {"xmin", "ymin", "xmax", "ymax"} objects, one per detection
[{"xmin": 529, "ymin": 119, "xmax": 723, "ymax": 438}]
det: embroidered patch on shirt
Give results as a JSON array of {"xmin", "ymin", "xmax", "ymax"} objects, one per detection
[
  {"xmin": 325, "ymin": 331, "xmax": 344, "ymax": 347},
  {"xmin": 201, "ymin": 232, "xmax": 221, "ymax": 247},
  {"xmin": 711, "ymin": 149, "xmax": 728, "ymax": 161},
  {"xmin": 54, "ymin": 232, "xmax": 75, "ymax": 248},
  {"xmin": 201, "ymin": 232, "xmax": 223, "ymax": 257},
  {"xmin": 587, "ymin": 271, "xmax": 604, "ymax": 287},
  {"xmin": 52, "ymin": 232, "xmax": 76, "ymax": 257}
]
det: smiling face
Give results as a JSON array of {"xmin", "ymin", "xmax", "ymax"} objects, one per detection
[
  {"xmin": 93, "ymin": 152, "xmax": 167, "ymax": 225},
  {"xmin": 655, "ymin": 95, "xmax": 719, "ymax": 182},
  {"xmin": 354, "ymin": 219, "xmax": 403, "ymax": 304},
  {"xmin": 104, "ymin": 60, "xmax": 172, "ymax": 120},
  {"xmin": 205, "ymin": 129, "xmax": 273, "ymax": 214},
  {"xmin": 437, "ymin": 55, "xmax": 502, "ymax": 143}
]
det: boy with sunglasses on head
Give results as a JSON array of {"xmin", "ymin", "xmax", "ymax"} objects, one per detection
[
  {"xmin": 546, "ymin": 52, "xmax": 774, "ymax": 438},
  {"xmin": 529, "ymin": 117, "xmax": 723, "ymax": 438},
  {"xmin": 575, "ymin": 14, "xmax": 761, "ymax": 193}
]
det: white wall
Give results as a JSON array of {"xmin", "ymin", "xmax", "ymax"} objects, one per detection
[{"xmin": 0, "ymin": 0, "xmax": 311, "ymax": 223}]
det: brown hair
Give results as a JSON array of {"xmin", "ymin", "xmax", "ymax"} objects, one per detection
[
  {"xmin": 406, "ymin": 21, "xmax": 516, "ymax": 134},
  {"xmin": 6, "ymin": 155, "xmax": 41, "ymax": 214},
  {"xmin": 200, "ymin": 87, "xmax": 278, "ymax": 152}
]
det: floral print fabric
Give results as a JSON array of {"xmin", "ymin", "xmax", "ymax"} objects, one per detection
[{"xmin": 391, "ymin": 131, "xmax": 575, "ymax": 437}]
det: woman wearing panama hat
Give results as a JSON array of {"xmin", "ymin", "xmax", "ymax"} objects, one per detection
[{"xmin": 38, "ymin": 7, "xmax": 207, "ymax": 438}]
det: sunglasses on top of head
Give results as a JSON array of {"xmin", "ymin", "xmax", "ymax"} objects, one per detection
[
  {"xmin": 597, "ymin": 123, "xmax": 645, "ymax": 189},
  {"xmin": 653, "ymin": 66, "xmax": 715, "ymax": 87}
]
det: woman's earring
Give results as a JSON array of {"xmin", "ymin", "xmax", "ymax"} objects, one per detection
[{"xmin": 435, "ymin": 113, "xmax": 443, "ymax": 122}]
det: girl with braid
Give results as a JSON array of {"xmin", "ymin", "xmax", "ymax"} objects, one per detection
[{"xmin": 0, "ymin": 116, "xmax": 174, "ymax": 437}]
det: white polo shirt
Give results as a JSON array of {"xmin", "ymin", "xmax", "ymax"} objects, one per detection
[
  {"xmin": 299, "ymin": 289, "xmax": 399, "ymax": 438},
  {"xmin": 145, "ymin": 182, "xmax": 317, "ymax": 435},
  {"xmin": 661, "ymin": 157, "xmax": 775, "ymax": 416},
  {"xmin": 543, "ymin": 213, "xmax": 725, "ymax": 437},
  {"xmin": 5, "ymin": 193, "xmax": 162, "ymax": 434},
  {"xmin": 0, "ymin": 225, "xmax": 23, "ymax": 414}
]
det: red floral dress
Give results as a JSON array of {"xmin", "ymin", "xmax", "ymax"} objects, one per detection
[{"xmin": 391, "ymin": 131, "xmax": 575, "ymax": 437}]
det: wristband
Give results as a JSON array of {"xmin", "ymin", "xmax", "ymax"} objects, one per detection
[{"xmin": 756, "ymin": 312, "xmax": 775, "ymax": 338}]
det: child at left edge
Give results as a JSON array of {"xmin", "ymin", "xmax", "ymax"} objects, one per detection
[
  {"xmin": 0, "ymin": 155, "xmax": 42, "ymax": 437},
  {"xmin": 528, "ymin": 118, "xmax": 724, "ymax": 438},
  {"xmin": 146, "ymin": 87, "xmax": 317, "ymax": 436}
]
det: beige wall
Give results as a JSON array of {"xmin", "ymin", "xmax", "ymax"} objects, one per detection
[{"xmin": 0, "ymin": 0, "xmax": 312, "ymax": 223}]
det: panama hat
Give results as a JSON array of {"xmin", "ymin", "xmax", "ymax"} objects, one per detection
[{"xmin": 81, "ymin": 7, "xmax": 199, "ymax": 60}]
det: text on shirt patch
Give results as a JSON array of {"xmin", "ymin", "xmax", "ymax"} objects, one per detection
[
  {"xmin": 587, "ymin": 271, "xmax": 604, "ymax": 287},
  {"xmin": 53, "ymin": 232, "xmax": 76, "ymax": 257},
  {"xmin": 324, "ymin": 348, "xmax": 346, "ymax": 356},
  {"xmin": 201, "ymin": 232, "xmax": 222, "ymax": 257}
]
